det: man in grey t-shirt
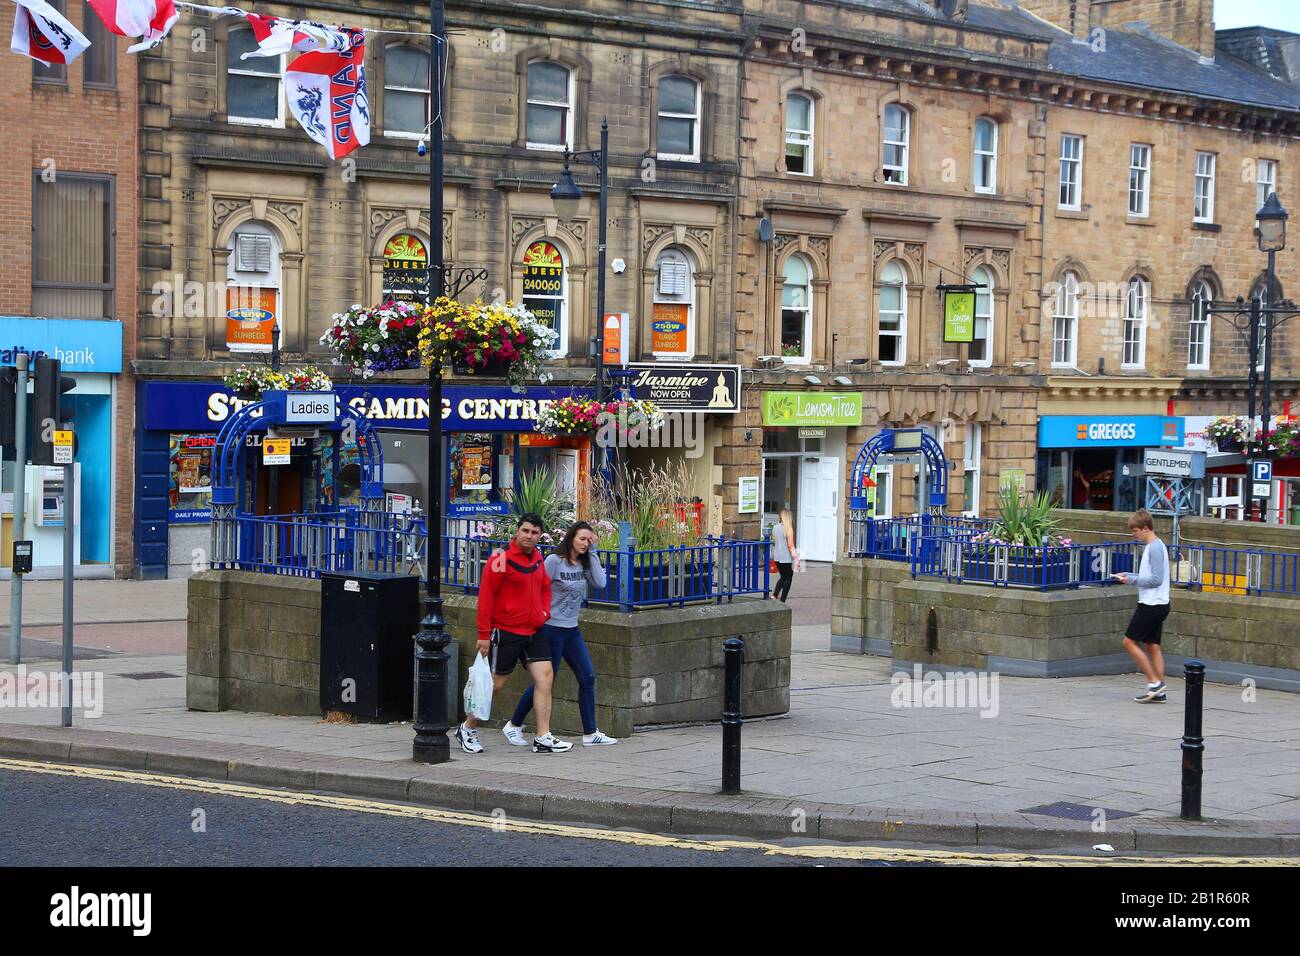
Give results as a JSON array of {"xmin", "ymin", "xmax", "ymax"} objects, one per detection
[{"xmin": 1113, "ymin": 508, "xmax": 1171, "ymax": 703}]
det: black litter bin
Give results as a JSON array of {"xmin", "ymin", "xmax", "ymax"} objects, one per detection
[{"xmin": 320, "ymin": 571, "xmax": 419, "ymax": 722}]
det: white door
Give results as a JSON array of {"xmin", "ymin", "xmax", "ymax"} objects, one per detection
[
  {"xmin": 798, "ymin": 456, "xmax": 839, "ymax": 562},
  {"xmin": 553, "ymin": 450, "xmax": 579, "ymax": 511}
]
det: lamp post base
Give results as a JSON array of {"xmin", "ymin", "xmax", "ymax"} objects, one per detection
[{"xmin": 412, "ymin": 600, "xmax": 452, "ymax": 764}]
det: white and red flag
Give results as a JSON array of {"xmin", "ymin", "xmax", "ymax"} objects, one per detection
[
  {"xmin": 86, "ymin": 0, "xmax": 179, "ymax": 53},
  {"xmin": 10, "ymin": 0, "xmax": 90, "ymax": 65},
  {"xmin": 242, "ymin": 13, "xmax": 351, "ymax": 59},
  {"xmin": 285, "ymin": 32, "xmax": 370, "ymax": 161}
]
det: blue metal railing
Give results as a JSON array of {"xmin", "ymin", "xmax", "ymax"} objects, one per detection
[{"xmin": 215, "ymin": 512, "xmax": 770, "ymax": 611}]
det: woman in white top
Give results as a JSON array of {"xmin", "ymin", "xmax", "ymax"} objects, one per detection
[{"xmin": 770, "ymin": 508, "xmax": 798, "ymax": 602}]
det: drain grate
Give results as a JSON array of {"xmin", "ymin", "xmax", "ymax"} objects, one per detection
[
  {"xmin": 1020, "ymin": 801, "xmax": 1137, "ymax": 822},
  {"xmin": 117, "ymin": 671, "xmax": 182, "ymax": 681}
]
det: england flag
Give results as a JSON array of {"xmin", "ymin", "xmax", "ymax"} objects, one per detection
[
  {"xmin": 86, "ymin": 0, "xmax": 178, "ymax": 53},
  {"xmin": 285, "ymin": 33, "xmax": 370, "ymax": 161},
  {"xmin": 10, "ymin": 0, "xmax": 90, "ymax": 66},
  {"xmin": 242, "ymin": 13, "xmax": 351, "ymax": 59}
]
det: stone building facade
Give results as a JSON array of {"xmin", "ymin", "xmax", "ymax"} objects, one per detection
[{"xmin": 1, "ymin": 5, "xmax": 137, "ymax": 578}]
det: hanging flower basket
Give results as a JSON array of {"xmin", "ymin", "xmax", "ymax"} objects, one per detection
[
  {"xmin": 318, "ymin": 299, "xmax": 425, "ymax": 379},
  {"xmin": 222, "ymin": 364, "xmax": 332, "ymax": 400},
  {"xmin": 452, "ymin": 356, "xmax": 512, "ymax": 378},
  {"xmin": 420, "ymin": 297, "xmax": 558, "ymax": 387},
  {"xmin": 1205, "ymin": 415, "xmax": 1249, "ymax": 452},
  {"xmin": 533, "ymin": 396, "xmax": 665, "ymax": 438}
]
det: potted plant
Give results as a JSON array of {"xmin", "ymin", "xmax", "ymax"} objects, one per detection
[
  {"xmin": 966, "ymin": 489, "xmax": 1071, "ymax": 586},
  {"xmin": 1205, "ymin": 415, "xmax": 1249, "ymax": 453},
  {"xmin": 419, "ymin": 297, "xmax": 557, "ymax": 386},
  {"xmin": 318, "ymin": 299, "xmax": 425, "ymax": 378},
  {"xmin": 533, "ymin": 396, "xmax": 664, "ymax": 439},
  {"xmin": 222, "ymin": 364, "xmax": 333, "ymax": 400}
]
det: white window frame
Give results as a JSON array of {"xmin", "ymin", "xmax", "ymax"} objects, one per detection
[
  {"xmin": 1194, "ymin": 152, "xmax": 1216, "ymax": 223},
  {"xmin": 525, "ymin": 61, "xmax": 574, "ymax": 152},
  {"xmin": 785, "ymin": 93, "xmax": 814, "ymax": 177},
  {"xmin": 652, "ymin": 247, "xmax": 696, "ymax": 360},
  {"xmin": 656, "ymin": 75, "xmax": 701, "ymax": 162},
  {"xmin": 878, "ymin": 260, "xmax": 907, "ymax": 366},
  {"xmin": 522, "ymin": 240, "xmax": 569, "ymax": 358},
  {"xmin": 973, "ymin": 118, "xmax": 997, "ymax": 194},
  {"xmin": 882, "ymin": 105, "xmax": 909, "ymax": 186},
  {"xmin": 1052, "ymin": 272, "xmax": 1079, "ymax": 368},
  {"xmin": 1122, "ymin": 278, "xmax": 1148, "ymax": 369},
  {"xmin": 226, "ymin": 221, "xmax": 283, "ymax": 348},
  {"xmin": 969, "ymin": 266, "xmax": 993, "ymax": 368},
  {"xmin": 383, "ymin": 44, "xmax": 431, "ymax": 140},
  {"xmin": 1187, "ymin": 280, "xmax": 1211, "ymax": 371},
  {"xmin": 779, "ymin": 254, "xmax": 813, "ymax": 365},
  {"xmin": 1257, "ymin": 159, "xmax": 1278, "ymax": 219},
  {"xmin": 1059, "ymin": 134, "xmax": 1083, "ymax": 210},
  {"xmin": 963, "ymin": 422, "xmax": 982, "ymax": 517},
  {"xmin": 1129, "ymin": 144, "xmax": 1151, "ymax": 218},
  {"xmin": 227, "ymin": 28, "xmax": 285, "ymax": 128},
  {"xmin": 1253, "ymin": 283, "xmax": 1269, "ymax": 372}
]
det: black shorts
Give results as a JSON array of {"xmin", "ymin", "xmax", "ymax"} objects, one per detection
[
  {"xmin": 491, "ymin": 628, "xmax": 551, "ymax": 676},
  {"xmin": 1126, "ymin": 603, "xmax": 1170, "ymax": 645}
]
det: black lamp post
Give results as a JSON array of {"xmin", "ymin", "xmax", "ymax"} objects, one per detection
[
  {"xmin": 1256, "ymin": 192, "xmax": 1288, "ymax": 466},
  {"xmin": 550, "ymin": 120, "xmax": 610, "ymax": 470},
  {"xmin": 413, "ymin": 0, "xmax": 451, "ymax": 764}
]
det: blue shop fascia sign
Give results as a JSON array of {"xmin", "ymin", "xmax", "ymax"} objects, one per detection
[
  {"xmin": 1039, "ymin": 415, "xmax": 1184, "ymax": 449},
  {"xmin": 0, "ymin": 316, "xmax": 124, "ymax": 373},
  {"xmin": 140, "ymin": 381, "xmax": 591, "ymax": 432}
]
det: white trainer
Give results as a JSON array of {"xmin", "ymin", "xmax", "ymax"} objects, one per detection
[
  {"xmin": 582, "ymin": 730, "xmax": 620, "ymax": 746},
  {"xmin": 455, "ymin": 723, "xmax": 483, "ymax": 754},
  {"xmin": 531, "ymin": 732, "xmax": 573, "ymax": 754},
  {"xmin": 502, "ymin": 721, "xmax": 529, "ymax": 746}
]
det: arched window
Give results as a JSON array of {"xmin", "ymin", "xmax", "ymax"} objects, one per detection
[
  {"xmin": 786, "ymin": 93, "xmax": 814, "ymax": 176},
  {"xmin": 384, "ymin": 44, "xmax": 430, "ymax": 137},
  {"xmin": 1122, "ymin": 277, "xmax": 1148, "ymax": 368},
  {"xmin": 227, "ymin": 26, "xmax": 283, "ymax": 126},
  {"xmin": 522, "ymin": 240, "xmax": 568, "ymax": 356},
  {"xmin": 878, "ymin": 260, "xmax": 906, "ymax": 364},
  {"xmin": 1250, "ymin": 275, "xmax": 1283, "ymax": 371},
  {"xmin": 225, "ymin": 221, "xmax": 282, "ymax": 353},
  {"xmin": 526, "ymin": 61, "xmax": 573, "ymax": 150},
  {"xmin": 1188, "ymin": 280, "xmax": 1212, "ymax": 370},
  {"xmin": 973, "ymin": 118, "xmax": 997, "ymax": 194},
  {"xmin": 970, "ymin": 266, "xmax": 994, "ymax": 367},
  {"xmin": 652, "ymin": 247, "xmax": 695, "ymax": 358},
  {"xmin": 1052, "ymin": 272, "xmax": 1079, "ymax": 367},
  {"xmin": 383, "ymin": 233, "xmax": 429, "ymax": 302},
  {"xmin": 657, "ymin": 76, "xmax": 701, "ymax": 161},
  {"xmin": 882, "ymin": 105, "xmax": 910, "ymax": 185},
  {"xmin": 780, "ymin": 255, "xmax": 812, "ymax": 363}
]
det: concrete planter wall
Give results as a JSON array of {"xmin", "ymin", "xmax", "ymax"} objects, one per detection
[
  {"xmin": 832, "ymin": 557, "xmax": 1300, "ymax": 692},
  {"xmin": 187, "ymin": 570, "xmax": 791, "ymax": 735}
]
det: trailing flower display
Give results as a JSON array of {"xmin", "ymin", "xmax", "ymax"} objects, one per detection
[
  {"xmin": 318, "ymin": 300, "xmax": 424, "ymax": 379},
  {"xmin": 1205, "ymin": 415, "xmax": 1250, "ymax": 449},
  {"xmin": 418, "ymin": 297, "xmax": 558, "ymax": 386},
  {"xmin": 533, "ymin": 396, "xmax": 664, "ymax": 438},
  {"xmin": 222, "ymin": 364, "xmax": 333, "ymax": 398}
]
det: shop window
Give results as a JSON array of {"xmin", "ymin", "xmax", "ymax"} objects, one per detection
[
  {"xmin": 657, "ymin": 75, "xmax": 700, "ymax": 161},
  {"xmin": 383, "ymin": 233, "xmax": 429, "ymax": 302},
  {"xmin": 973, "ymin": 118, "xmax": 997, "ymax": 194},
  {"xmin": 877, "ymin": 260, "xmax": 906, "ymax": 365},
  {"xmin": 225, "ymin": 221, "xmax": 282, "ymax": 353},
  {"xmin": 1052, "ymin": 271, "xmax": 1079, "ymax": 367},
  {"xmin": 384, "ymin": 44, "xmax": 430, "ymax": 137},
  {"xmin": 227, "ymin": 26, "xmax": 284, "ymax": 126},
  {"xmin": 449, "ymin": 434, "xmax": 503, "ymax": 512},
  {"xmin": 526, "ymin": 61, "xmax": 572, "ymax": 150},
  {"xmin": 522, "ymin": 239, "xmax": 567, "ymax": 356},
  {"xmin": 785, "ymin": 93, "xmax": 814, "ymax": 175},
  {"xmin": 83, "ymin": 6, "xmax": 117, "ymax": 89},
  {"xmin": 1122, "ymin": 277, "xmax": 1147, "ymax": 369},
  {"xmin": 168, "ymin": 434, "xmax": 215, "ymax": 521},
  {"xmin": 32, "ymin": 174, "xmax": 114, "ymax": 320},
  {"xmin": 32, "ymin": 0, "xmax": 66, "ymax": 83},
  {"xmin": 1188, "ymin": 280, "xmax": 1212, "ymax": 370},
  {"xmin": 969, "ymin": 266, "xmax": 993, "ymax": 368},
  {"xmin": 652, "ymin": 247, "xmax": 695, "ymax": 359},
  {"xmin": 882, "ymin": 104, "xmax": 909, "ymax": 185},
  {"xmin": 780, "ymin": 254, "xmax": 812, "ymax": 363}
]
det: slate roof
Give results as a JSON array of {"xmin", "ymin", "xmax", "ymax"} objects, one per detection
[{"xmin": 830, "ymin": 1, "xmax": 1300, "ymax": 112}]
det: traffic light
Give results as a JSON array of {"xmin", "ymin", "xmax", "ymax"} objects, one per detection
[
  {"xmin": 31, "ymin": 357, "xmax": 77, "ymax": 466},
  {"xmin": 1, "ymin": 366, "xmax": 16, "ymax": 451}
]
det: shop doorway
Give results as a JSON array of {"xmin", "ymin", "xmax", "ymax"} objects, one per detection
[{"xmin": 798, "ymin": 456, "xmax": 839, "ymax": 561}]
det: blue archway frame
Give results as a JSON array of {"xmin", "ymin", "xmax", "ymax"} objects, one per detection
[
  {"xmin": 849, "ymin": 428, "xmax": 948, "ymax": 513},
  {"xmin": 210, "ymin": 392, "xmax": 385, "ymax": 511}
]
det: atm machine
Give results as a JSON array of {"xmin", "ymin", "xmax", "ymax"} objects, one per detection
[{"xmin": 25, "ymin": 464, "xmax": 81, "ymax": 566}]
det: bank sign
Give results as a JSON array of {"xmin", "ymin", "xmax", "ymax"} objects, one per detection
[
  {"xmin": 1038, "ymin": 415, "xmax": 1183, "ymax": 448},
  {"xmin": 763, "ymin": 391, "xmax": 863, "ymax": 427},
  {"xmin": 626, "ymin": 363, "xmax": 740, "ymax": 413},
  {"xmin": 0, "ymin": 316, "xmax": 124, "ymax": 373},
  {"xmin": 142, "ymin": 382, "xmax": 595, "ymax": 433}
]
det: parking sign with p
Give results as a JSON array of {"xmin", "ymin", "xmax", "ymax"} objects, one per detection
[{"xmin": 1250, "ymin": 459, "xmax": 1273, "ymax": 500}]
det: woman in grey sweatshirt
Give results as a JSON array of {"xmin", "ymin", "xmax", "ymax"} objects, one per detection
[{"xmin": 503, "ymin": 522, "xmax": 619, "ymax": 746}]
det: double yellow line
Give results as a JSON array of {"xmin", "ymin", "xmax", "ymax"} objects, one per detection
[{"xmin": 1, "ymin": 758, "xmax": 1292, "ymax": 867}]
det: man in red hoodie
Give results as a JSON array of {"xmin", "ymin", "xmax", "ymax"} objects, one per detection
[{"xmin": 456, "ymin": 513, "xmax": 572, "ymax": 754}]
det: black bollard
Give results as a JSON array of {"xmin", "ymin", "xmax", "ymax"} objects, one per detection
[
  {"xmin": 722, "ymin": 637, "xmax": 744, "ymax": 794},
  {"xmin": 1181, "ymin": 659, "xmax": 1206, "ymax": 820}
]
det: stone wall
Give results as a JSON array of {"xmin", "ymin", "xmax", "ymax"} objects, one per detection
[
  {"xmin": 833, "ymin": 558, "xmax": 1300, "ymax": 692},
  {"xmin": 188, "ymin": 570, "xmax": 792, "ymax": 733},
  {"xmin": 1053, "ymin": 509, "xmax": 1300, "ymax": 551}
]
